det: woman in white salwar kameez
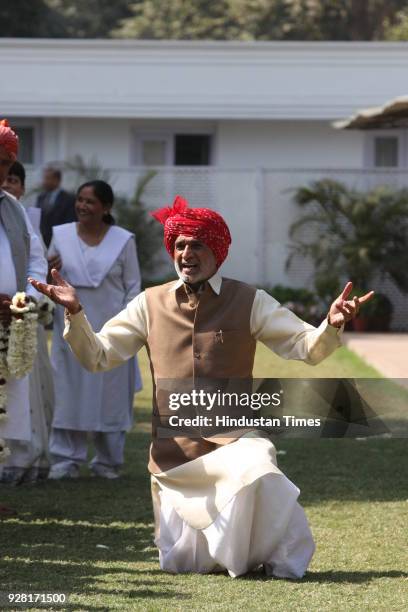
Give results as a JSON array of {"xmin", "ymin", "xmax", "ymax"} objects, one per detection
[{"xmin": 47, "ymin": 180, "xmax": 142, "ymax": 480}]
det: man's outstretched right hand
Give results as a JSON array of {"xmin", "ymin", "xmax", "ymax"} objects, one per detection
[{"xmin": 28, "ymin": 269, "xmax": 82, "ymax": 315}]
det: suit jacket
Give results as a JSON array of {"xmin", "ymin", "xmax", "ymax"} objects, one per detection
[{"xmin": 36, "ymin": 189, "xmax": 77, "ymax": 247}]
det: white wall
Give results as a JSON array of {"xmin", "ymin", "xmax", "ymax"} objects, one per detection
[
  {"xmin": 38, "ymin": 117, "xmax": 365, "ymax": 173},
  {"xmin": 41, "ymin": 118, "xmax": 130, "ymax": 167},
  {"xmin": 41, "ymin": 118, "xmax": 217, "ymax": 168},
  {"xmin": 217, "ymin": 120, "xmax": 364, "ymax": 169}
]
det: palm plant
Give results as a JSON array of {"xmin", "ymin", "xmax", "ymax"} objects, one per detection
[
  {"xmin": 64, "ymin": 154, "xmax": 113, "ymax": 183},
  {"xmin": 287, "ymin": 179, "xmax": 408, "ymax": 303},
  {"xmin": 115, "ymin": 170, "xmax": 163, "ymax": 281}
]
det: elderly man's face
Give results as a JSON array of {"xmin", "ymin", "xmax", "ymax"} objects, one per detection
[
  {"xmin": 174, "ymin": 235, "xmax": 217, "ymax": 284},
  {"xmin": 0, "ymin": 146, "xmax": 14, "ymax": 186}
]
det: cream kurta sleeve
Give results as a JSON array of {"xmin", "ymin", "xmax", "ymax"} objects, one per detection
[
  {"xmin": 63, "ymin": 291, "xmax": 148, "ymax": 372},
  {"xmin": 250, "ymin": 289, "xmax": 342, "ymax": 365}
]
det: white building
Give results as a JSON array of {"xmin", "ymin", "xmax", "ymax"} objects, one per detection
[{"xmin": 2, "ymin": 39, "xmax": 408, "ymax": 327}]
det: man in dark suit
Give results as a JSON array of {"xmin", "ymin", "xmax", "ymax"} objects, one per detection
[{"xmin": 36, "ymin": 166, "xmax": 76, "ymax": 247}]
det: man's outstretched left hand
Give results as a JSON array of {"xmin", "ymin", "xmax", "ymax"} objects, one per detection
[{"xmin": 328, "ymin": 282, "xmax": 374, "ymax": 328}]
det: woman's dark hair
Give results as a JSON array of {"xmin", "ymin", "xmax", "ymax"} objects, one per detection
[{"xmin": 77, "ymin": 180, "xmax": 115, "ymax": 225}]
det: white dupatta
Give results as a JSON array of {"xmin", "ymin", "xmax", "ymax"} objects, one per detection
[{"xmin": 52, "ymin": 222, "xmax": 133, "ymax": 287}]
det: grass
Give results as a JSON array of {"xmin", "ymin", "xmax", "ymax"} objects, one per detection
[
  {"xmin": 253, "ymin": 342, "xmax": 382, "ymax": 378},
  {"xmin": 1, "ymin": 345, "xmax": 407, "ymax": 611}
]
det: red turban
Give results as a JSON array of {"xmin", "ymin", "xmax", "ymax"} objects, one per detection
[
  {"xmin": 152, "ymin": 195, "xmax": 231, "ymax": 268},
  {"xmin": 0, "ymin": 119, "xmax": 18, "ymax": 160}
]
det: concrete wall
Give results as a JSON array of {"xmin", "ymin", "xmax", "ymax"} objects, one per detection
[
  {"xmin": 216, "ymin": 120, "xmax": 364, "ymax": 168},
  {"xmin": 28, "ymin": 117, "xmax": 365, "ymax": 173}
]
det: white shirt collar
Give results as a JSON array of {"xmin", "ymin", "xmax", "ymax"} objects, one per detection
[
  {"xmin": 48, "ymin": 187, "xmax": 61, "ymax": 206},
  {"xmin": 0, "ymin": 189, "xmax": 18, "ymax": 203},
  {"xmin": 168, "ymin": 271, "xmax": 222, "ymax": 295}
]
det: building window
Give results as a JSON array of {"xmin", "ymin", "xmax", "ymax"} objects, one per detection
[
  {"xmin": 133, "ymin": 131, "xmax": 212, "ymax": 166},
  {"xmin": 175, "ymin": 134, "xmax": 211, "ymax": 166},
  {"xmin": 365, "ymin": 130, "xmax": 406, "ymax": 169},
  {"xmin": 374, "ymin": 136, "xmax": 399, "ymax": 167},
  {"xmin": 141, "ymin": 139, "xmax": 169, "ymax": 166}
]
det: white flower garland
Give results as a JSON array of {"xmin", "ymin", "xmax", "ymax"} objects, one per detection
[
  {"xmin": 37, "ymin": 296, "xmax": 55, "ymax": 327},
  {"xmin": 7, "ymin": 293, "xmax": 38, "ymax": 378},
  {"xmin": 0, "ymin": 292, "xmax": 38, "ymax": 463}
]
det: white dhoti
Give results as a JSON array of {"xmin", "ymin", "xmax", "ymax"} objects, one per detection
[
  {"xmin": 0, "ymin": 376, "xmax": 30, "ymax": 441},
  {"xmin": 151, "ymin": 435, "xmax": 315, "ymax": 578},
  {"xmin": 0, "ymin": 326, "xmax": 54, "ymax": 483}
]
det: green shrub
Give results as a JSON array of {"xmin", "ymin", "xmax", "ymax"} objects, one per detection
[{"xmin": 287, "ymin": 179, "xmax": 408, "ymax": 308}]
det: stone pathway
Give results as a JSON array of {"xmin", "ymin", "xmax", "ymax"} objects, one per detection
[{"xmin": 343, "ymin": 332, "xmax": 408, "ymax": 381}]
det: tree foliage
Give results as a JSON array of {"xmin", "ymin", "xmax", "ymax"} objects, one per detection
[
  {"xmin": 114, "ymin": 0, "xmax": 408, "ymax": 41},
  {"xmin": 46, "ymin": 0, "xmax": 135, "ymax": 38},
  {"xmin": 0, "ymin": 0, "xmax": 135, "ymax": 39},
  {"xmin": 0, "ymin": 0, "xmax": 407, "ymax": 41},
  {"xmin": 384, "ymin": 8, "xmax": 408, "ymax": 40},
  {"xmin": 113, "ymin": 0, "xmax": 245, "ymax": 41},
  {"xmin": 0, "ymin": 0, "xmax": 67, "ymax": 37}
]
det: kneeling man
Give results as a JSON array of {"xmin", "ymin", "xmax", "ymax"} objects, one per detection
[{"xmin": 30, "ymin": 196, "xmax": 372, "ymax": 578}]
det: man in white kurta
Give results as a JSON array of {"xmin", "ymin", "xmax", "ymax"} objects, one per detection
[
  {"xmin": 2, "ymin": 160, "xmax": 53, "ymax": 484},
  {"xmin": 0, "ymin": 123, "xmax": 48, "ymax": 483},
  {"xmin": 29, "ymin": 196, "xmax": 372, "ymax": 578}
]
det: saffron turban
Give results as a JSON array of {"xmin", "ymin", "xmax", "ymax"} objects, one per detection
[
  {"xmin": 152, "ymin": 195, "xmax": 231, "ymax": 268},
  {"xmin": 0, "ymin": 119, "xmax": 18, "ymax": 160}
]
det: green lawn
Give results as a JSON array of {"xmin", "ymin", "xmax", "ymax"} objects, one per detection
[
  {"xmin": 253, "ymin": 342, "xmax": 381, "ymax": 378},
  {"xmin": 1, "ymin": 346, "xmax": 407, "ymax": 611}
]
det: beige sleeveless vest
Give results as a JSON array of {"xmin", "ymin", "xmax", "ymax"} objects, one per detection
[{"xmin": 145, "ymin": 278, "xmax": 257, "ymax": 473}]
